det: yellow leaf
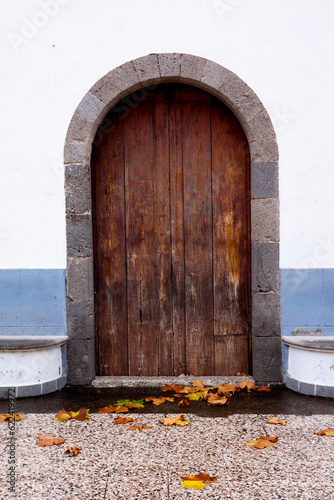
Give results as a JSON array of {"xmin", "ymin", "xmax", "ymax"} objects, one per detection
[
  {"xmin": 55, "ymin": 409, "xmax": 72, "ymax": 422},
  {"xmin": 186, "ymin": 392, "xmax": 203, "ymax": 401},
  {"xmin": 181, "ymin": 480, "xmax": 204, "ymax": 489},
  {"xmin": 246, "ymin": 436, "xmax": 278, "ymax": 449},
  {"xmin": 266, "ymin": 417, "xmax": 287, "ymax": 426},
  {"xmin": 160, "ymin": 414, "xmax": 189, "ymax": 426},
  {"xmin": 314, "ymin": 428, "xmax": 334, "ymax": 437},
  {"xmin": 69, "ymin": 409, "xmax": 90, "ymax": 421}
]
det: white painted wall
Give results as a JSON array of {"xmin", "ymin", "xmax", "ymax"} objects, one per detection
[{"xmin": 0, "ymin": 0, "xmax": 333, "ymax": 269}]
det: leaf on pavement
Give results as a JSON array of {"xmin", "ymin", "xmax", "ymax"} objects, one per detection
[
  {"xmin": 257, "ymin": 386, "xmax": 271, "ymax": 392},
  {"xmin": 246, "ymin": 436, "xmax": 278, "ymax": 449},
  {"xmin": 145, "ymin": 397, "xmax": 174, "ymax": 405},
  {"xmin": 128, "ymin": 424, "xmax": 152, "ymax": 431},
  {"xmin": 160, "ymin": 414, "xmax": 189, "ymax": 426},
  {"xmin": 215, "ymin": 384, "xmax": 238, "ymax": 397},
  {"xmin": 0, "ymin": 412, "xmax": 25, "ymax": 422},
  {"xmin": 266, "ymin": 417, "xmax": 287, "ymax": 426},
  {"xmin": 55, "ymin": 408, "xmax": 90, "ymax": 421},
  {"xmin": 181, "ymin": 473, "xmax": 217, "ymax": 489},
  {"xmin": 314, "ymin": 428, "xmax": 334, "ymax": 437},
  {"xmin": 37, "ymin": 434, "xmax": 65, "ymax": 447},
  {"xmin": 65, "ymin": 446, "xmax": 81, "ymax": 456},
  {"xmin": 238, "ymin": 381, "xmax": 257, "ymax": 392},
  {"xmin": 114, "ymin": 417, "xmax": 135, "ymax": 425},
  {"xmin": 206, "ymin": 394, "xmax": 228, "ymax": 406},
  {"xmin": 160, "ymin": 382, "xmax": 183, "ymax": 393},
  {"xmin": 178, "ymin": 386, "xmax": 197, "ymax": 394},
  {"xmin": 191, "ymin": 379, "xmax": 205, "ymax": 390},
  {"xmin": 178, "ymin": 399, "xmax": 191, "ymax": 407},
  {"xmin": 98, "ymin": 405, "xmax": 128, "ymax": 414},
  {"xmin": 186, "ymin": 392, "xmax": 203, "ymax": 401}
]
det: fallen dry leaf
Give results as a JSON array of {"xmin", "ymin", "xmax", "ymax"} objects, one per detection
[
  {"xmin": 65, "ymin": 446, "xmax": 81, "ymax": 456},
  {"xmin": 98, "ymin": 405, "xmax": 128, "ymax": 414},
  {"xmin": 178, "ymin": 386, "xmax": 197, "ymax": 394},
  {"xmin": 145, "ymin": 397, "xmax": 174, "ymax": 405},
  {"xmin": 128, "ymin": 424, "xmax": 152, "ymax": 431},
  {"xmin": 160, "ymin": 382, "xmax": 183, "ymax": 393},
  {"xmin": 246, "ymin": 435, "xmax": 278, "ymax": 449},
  {"xmin": 191, "ymin": 379, "xmax": 205, "ymax": 390},
  {"xmin": 178, "ymin": 399, "xmax": 191, "ymax": 407},
  {"xmin": 186, "ymin": 392, "xmax": 203, "ymax": 401},
  {"xmin": 160, "ymin": 414, "xmax": 189, "ymax": 426},
  {"xmin": 215, "ymin": 384, "xmax": 238, "ymax": 397},
  {"xmin": 181, "ymin": 473, "xmax": 217, "ymax": 490},
  {"xmin": 314, "ymin": 428, "xmax": 334, "ymax": 437},
  {"xmin": 0, "ymin": 412, "xmax": 25, "ymax": 422},
  {"xmin": 114, "ymin": 417, "xmax": 135, "ymax": 425},
  {"xmin": 238, "ymin": 381, "xmax": 257, "ymax": 392},
  {"xmin": 37, "ymin": 434, "xmax": 65, "ymax": 447},
  {"xmin": 173, "ymin": 393, "xmax": 183, "ymax": 398},
  {"xmin": 236, "ymin": 372, "xmax": 247, "ymax": 376},
  {"xmin": 55, "ymin": 409, "xmax": 90, "ymax": 421},
  {"xmin": 116, "ymin": 399, "xmax": 145, "ymax": 409},
  {"xmin": 206, "ymin": 394, "xmax": 228, "ymax": 406},
  {"xmin": 257, "ymin": 386, "xmax": 271, "ymax": 392},
  {"xmin": 266, "ymin": 417, "xmax": 287, "ymax": 426}
]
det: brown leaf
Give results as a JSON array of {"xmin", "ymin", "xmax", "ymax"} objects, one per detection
[
  {"xmin": 145, "ymin": 397, "xmax": 174, "ymax": 406},
  {"xmin": 206, "ymin": 394, "xmax": 228, "ymax": 406},
  {"xmin": 160, "ymin": 382, "xmax": 183, "ymax": 393},
  {"xmin": 160, "ymin": 414, "xmax": 189, "ymax": 426},
  {"xmin": 266, "ymin": 417, "xmax": 287, "ymax": 426},
  {"xmin": 314, "ymin": 428, "xmax": 334, "ymax": 437},
  {"xmin": 236, "ymin": 372, "xmax": 247, "ymax": 376},
  {"xmin": 246, "ymin": 436, "xmax": 278, "ymax": 449},
  {"xmin": 0, "ymin": 412, "xmax": 25, "ymax": 422},
  {"xmin": 178, "ymin": 399, "xmax": 191, "ymax": 407},
  {"xmin": 55, "ymin": 408, "xmax": 90, "ymax": 421},
  {"xmin": 128, "ymin": 424, "xmax": 152, "ymax": 432},
  {"xmin": 178, "ymin": 386, "xmax": 197, "ymax": 394},
  {"xmin": 65, "ymin": 446, "xmax": 81, "ymax": 456},
  {"xmin": 98, "ymin": 405, "xmax": 128, "ymax": 414},
  {"xmin": 191, "ymin": 379, "xmax": 205, "ymax": 390},
  {"xmin": 215, "ymin": 384, "xmax": 238, "ymax": 396},
  {"xmin": 173, "ymin": 393, "xmax": 183, "ymax": 398},
  {"xmin": 181, "ymin": 473, "xmax": 217, "ymax": 483},
  {"xmin": 257, "ymin": 386, "xmax": 271, "ymax": 392},
  {"xmin": 238, "ymin": 381, "xmax": 257, "ymax": 392},
  {"xmin": 37, "ymin": 434, "xmax": 65, "ymax": 447},
  {"xmin": 114, "ymin": 417, "xmax": 135, "ymax": 425}
]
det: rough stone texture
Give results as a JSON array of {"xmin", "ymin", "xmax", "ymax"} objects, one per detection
[
  {"xmin": 75, "ymin": 91, "xmax": 107, "ymax": 125},
  {"xmin": 299, "ymin": 381, "xmax": 316, "ymax": 396},
  {"xmin": 251, "ymin": 198, "xmax": 279, "ymax": 243},
  {"xmin": 66, "ymin": 214, "xmax": 93, "ymax": 257},
  {"xmin": 17, "ymin": 383, "xmax": 41, "ymax": 398},
  {"xmin": 252, "ymin": 292, "xmax": 281, "ymax": 337},
  {"xmin": 252, "ymin": 242, "xmax": 280, "ymax": 292},
  {"xmin": 285, "ymin": 375, "xmax": 300, "ymax": 392},
  {"xmin": 66, "ymin": 113, "xmax": 97, "ymax": 142},
  {"xmin": 65, "ymin": 163, "xmax": 91, "ymax": 215},
  {"xmin": 90, "ymin": 72, "xmax": 122, "ymax": 108},
  {"xmin": 66, "ymin": 257, "xmax": 94, "ymax": 303},
  {"xmin": 93, "ymin": 375, "xmax": 255, "ymax": 388},
  {"xmin": 158, "ymin": 53, "xmax": 181, "ymax": 81},
  {"xmin": 200, "ymin": 59, "xmax": 230, "ymax": 95},
  {"xmin": 245, "ymin": 110, "xmax": 275, "ymax": 143},
  {"xmin": 67, "ymin": 301, "xmax": 94, "ymax": 340},
  {"xmin": 252, "ymin": 336, "xmax": 282, "ymax": 382},
  {"xmin": 219, "ymin": 71, "xmax": 249, "ymax": 107},
  {"xmin": 316, "ymin": 385, "xmax": 334, "ymax": 398},
  {"xmin": 64, "ymin": 140, "xmax": 92, "ymax": 164},
  {"xmin": 250, "ymin": 135, "xmax": 279, "ymax": 162},
  {"xmin": 235, "ymin": 89, "xmax": 264, "ymax": 122},
  {"xmin": 133, "ymin": 53, "xmax": 161, "ymax": 84},
  {"xmin": 67, "ymin": 339, "xmax": 95, "ymax": 385},
  {"xmin": 251, "ymin": 161, "xmax": 279, "ymax": 198},
  {"xmin": 108, "ymin": 60, "xmax": 140, "ymax": 92},
  {"xmin": 180, "ymin": 53, "xmax": 206, "ymax": 84}
]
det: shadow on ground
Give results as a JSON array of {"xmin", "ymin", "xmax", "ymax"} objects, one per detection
[{"xmin": 1, "ymin": 386, "xmax": 334, "ymax": 416}]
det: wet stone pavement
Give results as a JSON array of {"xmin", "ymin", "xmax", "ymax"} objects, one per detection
[{"xmin": 0, "ymin": 386, "xmax": 333, "ymax": 499}]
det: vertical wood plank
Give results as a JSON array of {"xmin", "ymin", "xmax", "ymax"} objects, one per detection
[
  {"xmin": 92, "ymin": 112, "xmax": 128, "ymax": 375},
  {"xmin": 169, "ymin": 86, "xmax": 186, "ymax": 375},
  {"xmin": 124, "ymin": 101, "xmax": 159, "ymax": 376},
  {"xmin": 154, "ymin": 87, "xmax": 173, "ymax": 376},
  {"xmin": 214, "ymin": 335, "xmax": 249, "ymax": 375},
  {"xmin": 182, "ymin": 98, "xmax": 214, "ymax": 376}
]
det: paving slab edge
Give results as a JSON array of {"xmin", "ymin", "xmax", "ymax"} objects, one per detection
[{"xmin": 91, "ymin": 375, "xmax": 256, "ymax": 388}]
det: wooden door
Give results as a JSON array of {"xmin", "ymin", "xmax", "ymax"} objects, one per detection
[{"xmin": 92, "ymin": 84, "xmax": 250, "ymax": 376}]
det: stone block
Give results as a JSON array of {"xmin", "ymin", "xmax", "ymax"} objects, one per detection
[
  {"xmin": 299, "ymin": 381, "xmax": 316, "ymax": 396},
  {"xmin": 219, "ymin": 71, "xmax": 250, "ymax": 107},
  {"xmin": 251, "ymin": 161, "xmax": 279, "ymax": 199},
  {"xmin": 90, "ymin": 72, "xmax": 122, "ymax": 108},
  {"xmin": 41, "ymin": 379, "xmax": 58, "ymax": 395},
  {"xmin": 252, "ymin": 336, "xmax": 282, "ymax": 383},
  {"xmin": 251, "ymin": 198, "xmax": 279, "ymax": 243},
  {"xmin": 245, "ymin": 110, "xmax": 275, "ymax": 143},
  {"xmin": 250, "ymin": 136, "xmax": 279, "ymax": 162},
  {"xmin": 133, "ymin": 54, "xmax": 161, "ymax": 84},
  {"xmin": 67, "ymin": 301, "xmax": 94, "ymax": 340},
  {"xmin": 285, "ymin": 374, "xmax": 300, "ymax": 392},
  {"xmin": 316, "ymin": 385, "xmax": 334, "ymax": 398},
  {"xmin": 65, "ymin": 164, "xmax": 91, "ymax": 215},
  {"xmin": 180, "ymin": 54, "xmax": 206, "ymax": 84},
  {"xmin": 66, "ymin": 214, "xmax": 93, "ymax": 257},
  {"xmin": 57, "ymin": 375, "xmax": 67, "ymax": 390},
  {"xmin": 66, "ymin": 257, "xmax": 94, "ymax": 303},
  {"xmin": 66, "ymin": 113, "xmax": 97, "ymax": 142},
  {"xmin": 17, "ymin": 383, "xmax": 42, "ymax": 398},
  {"xmin": 64, "ymin": 140, "xmax": 91, "ymax": 164},
  {"xmin": 158, "ymin": 53, "xmax": 181, "ymax": 81},
  {"xmin": 67, "ymin": 339, "xmax": 95, "ymax": 385},
  {"xmin": 252, "ymin": 292, "xmax": 281, "ymax": 336},
  {"xmin": 201, "ymin": 59, "xmax": 230, "ymax": 95},
  {"xmin": 252, "ymin": 242, "xmax": 279, "ymax": 292},
  {"xmin": 75, "ymin": 92, "xmax": 107, "ymax": 125},
  {"xmin": 235, "ymin": 89, "xmax": 264, "ymax": 122},
  {"xmin": 0, "ymin": 387, "xmax": 17, "ymax": 399},
  {"xmin": 109, "ymin": 61, "xmax": 140, "ymax": 92}
]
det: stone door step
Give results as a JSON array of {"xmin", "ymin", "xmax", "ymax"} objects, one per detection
[{"xmin": 92, "ymin": 375, "xmax": 255, "ymax": 388}]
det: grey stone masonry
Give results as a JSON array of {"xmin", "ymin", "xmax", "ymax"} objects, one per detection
[{"xmin": 64, "ymin": 53, "xmax": 280, "ymax": 386}]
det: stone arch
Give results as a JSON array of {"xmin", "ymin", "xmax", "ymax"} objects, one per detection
[{"xmin": 64, "ymin": 53, "xmax": 281, "ymax": 385}]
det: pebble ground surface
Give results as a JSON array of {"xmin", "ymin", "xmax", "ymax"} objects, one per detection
[{"xmin": 0, "ymin": 386, "xmax": 334, "ymax": 500}]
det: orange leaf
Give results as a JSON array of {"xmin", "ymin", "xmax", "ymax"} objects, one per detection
[
  {"xmin": 314, "ymin": 428, "xmax": 334, "ymax": 437},
  {"xmin": 191, "ymin": 379, "xmax": 205, "ymax": 390},
  {"xmin": 145, "ymin": 397, "xmax": 173, "ymax": 405},
  {"xmin": 55, "ymin": 409, "xmax": 72, "ymax": 422},
  {"xmin": 238, "ymin": 380, "xmax": 256, "ymax": 392},
  {"xmin": 181, "ymin": 473, "xmax": 217, "ymax": 483},
  {"xmin": 178, "ymin": 399, "xmax": 191, "ymax": 407},
  {"xmin": 0, "ymin": 412, "xmax": 25, "ymax": 422},
  {"xmin": 55, "ymin": 408, "xmax": 90, "ymax": 421},
  {"xmin": 160, "ymin": 414, "xmax": 189, "ymax": 426},
  {"xmin": 206, "ymin": 394, "xmax": 228, "ymax": 406},
  {"xmin": 114, "ymin": 417, "xmax": 135, "ymax": 425},
  {"xmin": 266, "ymin": 417, "xmax": 287, "ymax": 426},
  {"xmin": 246, "ymin": 436, "xmax": 278, "ymax": 449},
  {"xmin": 98, "ymin": 405, "xmax": 128, "ymax": 414},
  {"xmin": 65, "ymin": 446, "xmax": 81, "ymax": 456},
  {"xmin": 160, "ymin": 382, "xmax": 183, "ymax": 393},
  {"xmin": 128, "ymin": 424, "xmax": 152, "ymax": 431},
  {"xmin": 236, "ymin": 372, "xmax": 247, "ymax": 376},
  {"xmin": 257, "ymin": 386, "xmax": 271, "ymax": 392},
  {"xmin": 37, "ymin": 434, "xmax": 65, "ymax": 447},
  {"xmin": 178, "ymin": 386, "xmax": 197, "ymax": 394}
]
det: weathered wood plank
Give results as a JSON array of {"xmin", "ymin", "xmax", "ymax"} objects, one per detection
[
  {"xmin": 92, "ymin": 112, "xmax": 128, "ymax": 375},
  {"xmin": 214, "ymin": 335, "xmax": 249, "ymax": 375},
  {"xmin": 182, "ymin": 98, "xmax": 214, "ymax": 376}
]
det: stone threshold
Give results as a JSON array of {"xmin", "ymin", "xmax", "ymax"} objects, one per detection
[{"xmin": 92, "ymin": 375, "xmax": 256, "ymax": 388}]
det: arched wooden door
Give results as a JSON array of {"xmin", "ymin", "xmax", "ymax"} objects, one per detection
[{"xmin": 92, "ymin": 83, "xmax": 250, "ymax": 377}]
